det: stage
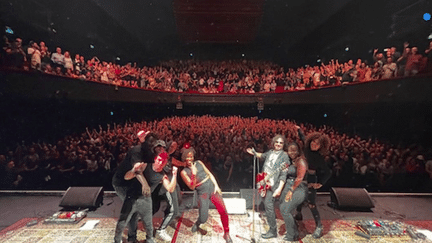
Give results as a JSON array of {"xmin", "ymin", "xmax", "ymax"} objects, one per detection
[{"xmin": 1, "ymin": 191, "xmax": 432, "ymax": 242}]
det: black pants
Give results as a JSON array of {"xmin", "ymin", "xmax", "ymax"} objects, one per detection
[
  {"xmin": 113, "ymin": 185, "xmax": 153, "ymax": 243},
  {"xmin": 262, "ymin": 188, "xmax": 278, "ymax": 232},
  {"xmin": 195, "ymin": 180, "xmax": 230, "ymax": 233},
  {"xmin": 152, "ymin": 184, "xmax": 180, "ymax": 230},
  {"xmin": 279, "ymin": 181, "xmax": 307, "ymax": 240},
  {"xmin": 296, "ymin": 187, "xmax": 322, "ymax": 228}
]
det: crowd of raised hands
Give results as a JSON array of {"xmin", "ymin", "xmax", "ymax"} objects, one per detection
[
  {"xmin": 1, "ymin": 115, "xmax": 431, "ymax": 192},
  {"xmin": 3, "ymin": 37, "xmax": 432, "ymax": 94}
]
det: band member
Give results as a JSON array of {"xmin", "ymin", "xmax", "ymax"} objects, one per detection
[
  {"xmin": 294, "ymin": 126, "xmax": 331, "ymax": 238},
  {"xmin": 137, "ymin": 140, "xmax": 177, "ymax": 241},
  {"xmin": 246, "ymin": 134, "xmax": 290, "ymax": 239},
  {"xmin": 112, "ymin": 131, "xmax": 157, "ymax": 243},
  {"xmin": 153, "ymin": 140, "xmax": 185, "ymax": 222},
  {"xmin": 279, "ymin": 142, "xmax": 308, "ymax": 241},
  {"xmin": 142, "ymin": 140, "xmax": 183, "ymax": 242},
  {"xmin": 180, "ymin": 148, "xmax": 233, "ymax": 243}
]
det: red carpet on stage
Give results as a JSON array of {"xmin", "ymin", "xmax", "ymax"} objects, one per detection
[{"xmin": 1, "ymin": 211, "xmax": 432, "ymax": 242}]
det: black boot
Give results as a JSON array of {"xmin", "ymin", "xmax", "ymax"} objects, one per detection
[{"xmin": 191, "ymin": 222, "xmax": 200, "ymax": 233}]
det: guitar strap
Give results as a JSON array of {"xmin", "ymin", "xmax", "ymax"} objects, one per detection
[{"xmin": 267, "ymin": 150, "xmax": 285, "ymax": 187}]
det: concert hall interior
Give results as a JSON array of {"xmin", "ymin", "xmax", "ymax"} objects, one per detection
[{"xmin": 1, "ymin": 0, "xmax": 432, "ymax": 242}]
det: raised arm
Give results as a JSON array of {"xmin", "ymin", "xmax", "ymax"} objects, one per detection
[
  {"xmin": 246, "ymin": 147, "xmax": 263, "ymax": 158},
  {"xmin": 124, "ymin": 162, "xmax": 147, "ymax": 180},
  {"xmin": 180, "ymin": 164, "xmax": 197, "ymax": 190},
  {"xmin": 296, "ymin": 125, "xmax": 306, "ymax": 143},
  {"xmin": 124, "ymin": 162, "xmax": 151, "ymax": 196}
]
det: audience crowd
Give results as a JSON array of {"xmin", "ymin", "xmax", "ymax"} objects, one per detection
[
  {"xmin": 2, "ymin": 35, "xmax": 432, "ymax": 193},
  {"xmin": 1, "ymin": 116, "xmax": 431, "ymax": 193},
  {"xmin": 2, "ymin": 36, "xmax": 432, "ymax": 94}
]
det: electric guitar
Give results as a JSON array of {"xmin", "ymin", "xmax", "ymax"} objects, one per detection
[{"xmin": 256, "ymin": 162, "xmax": 290, "ymax": 197}]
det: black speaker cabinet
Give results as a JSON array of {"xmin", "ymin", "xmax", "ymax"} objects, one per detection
[
  {"xmin": 330, "ymin": 187, "xmax": 374, "ymax": 210},
  {"xmin": 59, "ymin": 187, "xmax": 104, "ymax": 209},
  {"xmin": 240, "ymin": 189, "xmax": 261, "ymax": 209}
]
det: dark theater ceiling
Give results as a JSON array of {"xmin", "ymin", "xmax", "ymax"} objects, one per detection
[{"xmin": 0, "ymin": 0, "xmax": 431, "ymax": 67}]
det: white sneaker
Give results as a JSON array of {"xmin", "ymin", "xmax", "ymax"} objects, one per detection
[{"xmin": 157, "ymin": 229, "xmax": 172, "ymax": 242}]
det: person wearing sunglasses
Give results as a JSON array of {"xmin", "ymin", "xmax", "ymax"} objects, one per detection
[{"xmin": 246, "ymin": 134, "xmax": 290, "ymax": 239}]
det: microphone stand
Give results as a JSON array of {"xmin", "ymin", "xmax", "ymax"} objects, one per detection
[
  {"xmin": 237, "ymin": 149, "xmax": 259, "ymax": 243},
  {"xmin": 251, "ymin": 153, "xmax": 257, "ymax": 243}
]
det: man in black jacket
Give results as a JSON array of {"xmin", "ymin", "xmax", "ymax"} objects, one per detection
[{"xmin": 112, "ymin": 131, "xmax": 158, "ymax": 243}]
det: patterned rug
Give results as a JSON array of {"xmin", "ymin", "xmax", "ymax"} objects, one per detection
[
  {"xmin": 1, "ymin": 211, "xmax": 431, "ymax": 243},
  {"xmin": 175, "ymin": 209, "xmax": 432, "ymax": 243}
]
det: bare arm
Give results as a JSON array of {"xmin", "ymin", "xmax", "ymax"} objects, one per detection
[
  {"xmin": 180, "ymin": 165, "xmax": 198, "ymax": 190},
  {"xmin": 171, "ymin": 157, "xmax": 187, "ymax": 167},
  {"xmin": 124, "ymin": 162, "xmax": 147, "ymax": 180},
  {"xmin": 85, "ymin": 127, "xmax": 92, "ymax": 139},
  {"xmin": 272, "ymin": 180, "xmax": 285, "ymax": 198},
  {"xmin": 162, "ymin": 166, "xmax": 178, "ymax": 193},
  {"xmin": 246, "ymin": 147, "xmax": 262, "ymax": 158},
  {"xmin": 123, "ymin": 162, "xmax": 150, "ymax": 196},
  {"xmin": 136, "ymin": 173, "xmax": 151, "ymax": 196}
]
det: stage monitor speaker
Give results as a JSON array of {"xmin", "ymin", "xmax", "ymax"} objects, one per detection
[
  {"xmin": 240, "ymin": 189, "xmax": 261, "ymax": 209},
  {"xmin": 223, "ymin": 198, "xmax": 247, "ymax": 214},
  {"xmin": 330, "ymin": 187, "xmax": 374, "ymax": 210},
  {"xmin": 59, "ymin": 187, "xmax": 104, "ymax": 209}
]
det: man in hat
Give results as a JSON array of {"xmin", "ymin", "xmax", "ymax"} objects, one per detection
[
  {"xmin": 112, "ymin": 130, "xmax": 157, "ymax": 243},
  {"xmin": 125, "ymin": 139, "xmax": 180, "ymax": 242}
]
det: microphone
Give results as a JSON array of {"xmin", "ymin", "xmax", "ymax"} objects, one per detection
[{"xmin": 251, "ymin": 147, "xmax": 257, "ymax": 156}]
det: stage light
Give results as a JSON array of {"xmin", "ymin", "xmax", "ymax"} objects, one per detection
[
  {"xmin": 424, "ymin": 13, "xmax": 431, "ymax": 21},
  {"xmin": 90, "ymin": 44, "xmax": 94, "ymax": 49},
  {"xmin": 324, "ymin": 113, "xmax": 328, "ymax": 118},
  {"xmin": 116, "ymin": 57, "xmax": 121, "ymax": 60},
  {"xmin": 242, "ymin": 53, "xmax": 245, "ymax": 57},
  {"xmin": 5, "ymin": 26, "xmax": 13, "ymax": 34},
  {"xmin": 190, "ymin": 53, "xmax": 193, "ymax": 57},
  {"xmin": 428, "ymin": 33, "xmax": 432, "ymax": 39},
  {"xmin": 345, "ymin": 47, "xmax": 349, "ymax": 51},
  {"xmin": 110, "ymin": 111, "xmax": 114, "ymax": 116}
]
